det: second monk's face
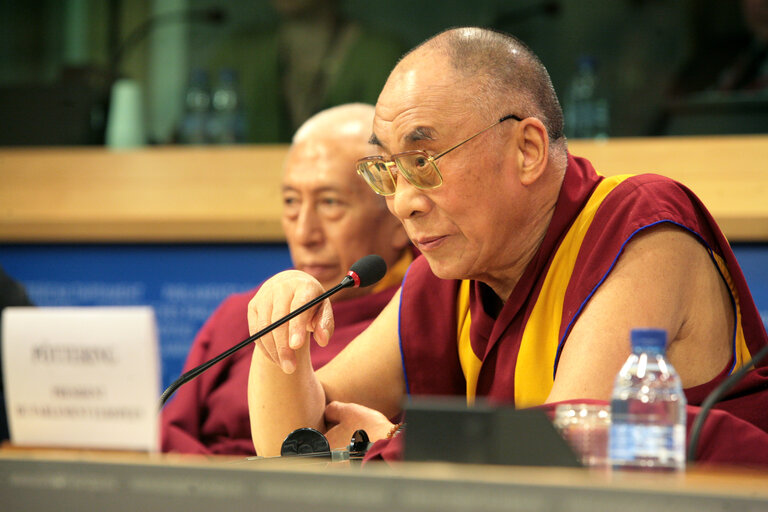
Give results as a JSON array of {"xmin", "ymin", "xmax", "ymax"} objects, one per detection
[{"xmin": 282, "ymin": 136, "xmax": 401, "ymax": 298}]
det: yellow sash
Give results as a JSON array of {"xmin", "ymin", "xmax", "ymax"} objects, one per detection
[
  {"xmin": 456, "ymin": 175, "xmax": 750, "ymax": 406},
  {"xmin": 373, "ymin": 249, "xmax": 413, "ymax": 293},
  {"xmin": 457, "ymin": 279, "xmax": 480, "ymax": 404}
]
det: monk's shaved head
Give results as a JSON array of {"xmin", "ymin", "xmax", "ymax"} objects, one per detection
[{"xmin": 403, "ymin": 27, "xmax": 564, "ymax": 141}]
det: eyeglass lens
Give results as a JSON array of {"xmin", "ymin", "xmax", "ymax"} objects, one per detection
[
  {"xmin": 393, "ymin": 153, "xmax": 442, "ymax": 190},
  {"xmin": 358, "ymin": 161, "xmax": 396, "ymax": 195},
  {"xmin": 358, "ymin": 153, "xmax": 443, "ymax": 195}
]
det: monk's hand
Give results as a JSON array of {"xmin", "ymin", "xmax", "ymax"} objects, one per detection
[
  {"xmin": 247, "ymin": 270, "xmax": 334, "ymax": 374},
  {"xmin": 323, "ymin": 401, "xmax": 395, "ymax": 450}
]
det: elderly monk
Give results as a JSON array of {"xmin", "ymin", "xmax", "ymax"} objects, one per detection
[
  {"xmin": 161, "ymin": 103, "xmax": 411, "ymax": 455},
  {"xmin": 247, "ymin": 29, "xmax": 768, "ymax": 463}
]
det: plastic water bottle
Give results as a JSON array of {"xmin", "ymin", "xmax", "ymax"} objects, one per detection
[
  {"xmin": 179, "ymin": 68, "xmax": 211, "ymax": 145},
  {"xmin": 609, "ymin": 328, "xmax": 687, "ymax": 471},
  {"xmin": 565, "ymin": 56, "xmax": 609, "ymax": 139},
  {"xmin": 207, "ymin": 68, "xmax": 246, "ymax": 144}
]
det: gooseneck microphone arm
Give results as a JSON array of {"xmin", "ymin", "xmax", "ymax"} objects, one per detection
[
  {"xmin": 686, "ymin": 343, "xmax": 768, "ymax": 462},
  {"xmin": 159, "ymin": 279, "xmax": 348, "ymax": 407},
  {"xmin": 159, "ymin": 255, "xmax": 387, "ymax": 408}
]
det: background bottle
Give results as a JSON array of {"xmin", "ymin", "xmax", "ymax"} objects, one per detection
[
  {"xmin": 565, "ymin": 56, "xmax": 610, "ymax": 139},
  {"xmin": 609, "ymin": 328, "xmax": 687, "ymax": 471},
  {"xmin": 207, "ymin": 68, "xmax": 246, "ymax": 144},
  {"xmin": 178, "ymin": 68, "xmax": 211, "ymax": 145}
]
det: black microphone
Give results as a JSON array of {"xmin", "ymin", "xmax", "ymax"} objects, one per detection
[
  {"xmin": 686, "ymin": 343, "xmax": 768, "ymax": 462},
  {"xmin": 159, "ymin": 254, "xmax": 387, "ymax": 407}
]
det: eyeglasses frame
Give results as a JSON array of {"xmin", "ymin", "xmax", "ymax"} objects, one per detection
[{"xmin": 356, "ymin": 114, "xmax": 523, "ymax": 196}]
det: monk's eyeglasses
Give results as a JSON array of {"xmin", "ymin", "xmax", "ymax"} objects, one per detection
[{"xmin": 355, "ymin": 114, "xmax": 523, "ymax": 196}]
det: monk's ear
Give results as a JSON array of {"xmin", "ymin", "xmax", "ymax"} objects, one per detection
[{"xmin": 513, "ymin": 117, "xmax": 549, "ymax": 186}]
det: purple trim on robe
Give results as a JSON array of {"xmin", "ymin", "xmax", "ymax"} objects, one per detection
[{"xmin": 384, "ymin": 154, "xmax": 768, "ymax": 467}]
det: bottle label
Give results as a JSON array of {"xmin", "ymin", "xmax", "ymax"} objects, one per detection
[{"xmin": 609, "ymin": 423, "xmax": 685, "ymax": 466}]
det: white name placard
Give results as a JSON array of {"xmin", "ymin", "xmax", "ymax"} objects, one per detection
[{"xmin": 2, "ymin": 306, "xmax": 160, "ymax": 451}]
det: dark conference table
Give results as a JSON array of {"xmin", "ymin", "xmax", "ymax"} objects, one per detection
[{"xmin": 2, "ymin": 447, "xmax": 768, "ymax": 511}]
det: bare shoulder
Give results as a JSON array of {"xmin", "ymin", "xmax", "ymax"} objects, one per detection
[
  {"xmin": 317, "ymin": 288, "xmax": 405, "ymax": 418},
  {"xmin": 546, "ymin": 224, "xmax": 733, "ymax": 402}
]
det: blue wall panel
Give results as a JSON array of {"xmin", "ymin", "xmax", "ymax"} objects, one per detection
[
  {"xmin": 732, "ymin": 244, "xmax": 768, "ymax": 328},
  {"xmin": 2, "ymin": 243, "xmax": 766, "ymax": 393},
  {"xmin": 1, "ymin": 244, "xmax": 292, "ymax": 390}
]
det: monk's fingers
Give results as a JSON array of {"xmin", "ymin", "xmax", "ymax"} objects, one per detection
[
  {"xmin": 248, "ymin": 292, "xmax": 279, "ymax": 365},
  {"xmin": 267, "ymin": 287, "xmax": 305, "ymax": 373},
  {"xmin": 310, "ymin": 299, "xmax": 335, "ymax": 347},
  {"xmin": 245, "ymin": 270, "xmax": 327, "ymax": 373},
  {"xmin": 323, "ymin": 400, "xmax": 347, "ymax": 424},
  {"xmin": 253, "ymin": 338, "xmax": 277, "ymax": 364},
  {"xmin": 247, "ymin": 271, "xmax": 299, "ymax": 368},
  {"xmin": 286, "ymin": 286, "xmax": 325, "ymax": 351},
  {"xmin": 322, "ymin": 423, "xmax": 348, "ymax": 450},
  {"xmin": 323, "ymin": 401, "xmax": 394, "ymax": 444}
]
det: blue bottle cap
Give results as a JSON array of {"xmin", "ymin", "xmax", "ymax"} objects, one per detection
[{"xmin": 630, "ymin": 328, "xmax": 667, "ymax": 353}]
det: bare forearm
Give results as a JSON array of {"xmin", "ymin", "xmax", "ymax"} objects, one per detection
[{"xmin": 248, "ymin": 347, "xmax": 326, "ymax": 456}]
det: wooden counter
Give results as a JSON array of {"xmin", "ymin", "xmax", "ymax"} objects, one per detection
[
  {"xmin": 571, "ymin": 135, "xmax": 768, "ymax": 242},
  {"xmin": 1, "ymin": 135, "xmax": 766, "ymax": 243},
  {"xmin": 0, "ymin": 146, "xmax": 288, "ymax": 243}
]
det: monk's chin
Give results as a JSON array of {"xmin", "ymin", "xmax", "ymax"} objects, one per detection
[{"xmin": 423, "ymin": 256, "xmax": 466, "ymax": 281}]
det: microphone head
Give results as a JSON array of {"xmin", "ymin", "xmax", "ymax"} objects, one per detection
[{"xmin": 347, "ymin": 255, "xmax": 387, "ymax": 288}]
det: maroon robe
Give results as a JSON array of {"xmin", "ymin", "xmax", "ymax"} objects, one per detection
[{"xmin": 367, "ymin": 154, "xmax": 768, "ymax": 466}]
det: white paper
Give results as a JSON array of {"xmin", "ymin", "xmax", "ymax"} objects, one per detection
[{"xmin": 2, "ymin": 306, "xmax": 160, "ymax": 451}]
